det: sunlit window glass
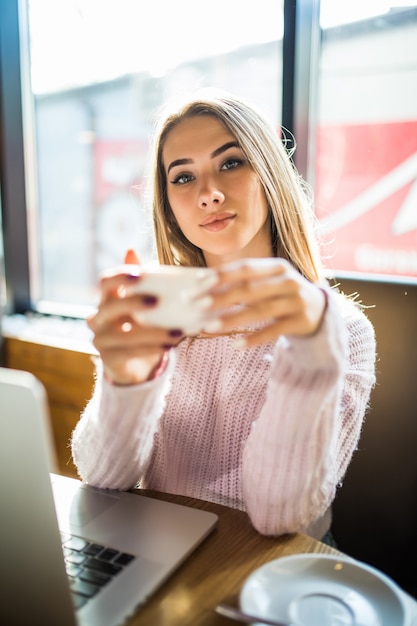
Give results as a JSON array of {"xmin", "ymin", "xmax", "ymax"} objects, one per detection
[
  {"xmin": 317, "ymin": 1, "xmax": 417, "ymax": 281},
  {"xmin": 25, "ymin": 0, "xmax": 283, "ymax": 310}
]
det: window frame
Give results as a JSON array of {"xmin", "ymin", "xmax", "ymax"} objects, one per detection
[{"xmin": 0, "ymin": 0, "xmax": 31, "ymax": 313}]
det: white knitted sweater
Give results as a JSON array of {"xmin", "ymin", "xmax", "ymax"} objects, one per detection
[{"xmin": 71, "ymin": 289, "xmax": 376, "ymax": 538}]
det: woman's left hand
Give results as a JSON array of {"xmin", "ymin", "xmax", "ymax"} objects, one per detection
[{"xmin": 202, "ymin": 258, "xmax": 328, "ymax": 347}]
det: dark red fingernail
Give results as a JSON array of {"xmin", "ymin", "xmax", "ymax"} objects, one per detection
[
  {"xmin": 142, "ymin": 295, "xmax": 158, "ymax": 306},
  {"xmin": 161, "ymin": 343, "xmax": 174, "ymax": 350},
  {"xmin": 168, "ymin": 328, "xmax": 183, "ymax": 338},
  {"xmin": 127, "ymin": 272, "xmax": 141, "ymax": 280}
]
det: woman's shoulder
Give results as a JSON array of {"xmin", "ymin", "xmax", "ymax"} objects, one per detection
[
  {"xmin": 330, "ymin": 288, "xmax": 376, "ymax": 361},
  {"xmin": 330, "ymin": 286, "xmax": 374, "ymax": 324}
]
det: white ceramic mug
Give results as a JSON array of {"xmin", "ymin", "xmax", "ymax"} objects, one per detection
[{"xmin": 123, "ymin": 265, "xmax": 218, "ymax": 334}]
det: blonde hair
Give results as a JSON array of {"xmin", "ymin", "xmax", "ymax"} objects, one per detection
[{"xmin": 148, "ymin": 89, "xmax": 323, "ymax": 282}]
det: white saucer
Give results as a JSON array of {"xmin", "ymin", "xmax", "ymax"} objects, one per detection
[{"xmin": 240, "ymin": 554, "xmax": 406, "ymax": 626}]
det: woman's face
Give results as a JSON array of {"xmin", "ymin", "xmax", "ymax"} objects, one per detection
[{"xmin": 162, "ymin": 115, "xmax": 272, "ymax": 266}]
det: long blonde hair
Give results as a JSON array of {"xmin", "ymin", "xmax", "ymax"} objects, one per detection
[{"xmin": 148, "ymin": 89, "xmax": 322, "ymax": 282}]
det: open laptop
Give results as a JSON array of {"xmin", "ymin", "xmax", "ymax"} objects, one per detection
[{"xmin": 0, "ymin": 367, "xmax": 218, "ymax": 626}]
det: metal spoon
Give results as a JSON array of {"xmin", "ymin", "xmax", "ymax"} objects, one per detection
[{"xmin": 215, "ymin": 603, "xmax": 293, "ymax": 626}]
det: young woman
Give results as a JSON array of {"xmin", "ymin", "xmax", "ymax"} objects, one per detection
[{"xmin": 72, "ymin": 90, "xmax": 376, "ymax": 541}]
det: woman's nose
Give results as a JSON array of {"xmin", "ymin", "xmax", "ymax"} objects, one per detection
[{"xmin": 198, "ymin": 185, "xmax": 225, "ymax": 209}]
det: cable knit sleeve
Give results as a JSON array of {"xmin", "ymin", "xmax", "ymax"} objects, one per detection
[
  {"xmin": 241, "ymin": 289, "xmax": 376, "ymax": 536},
  {"xmin": 71, "ymin": 354, "xmax": 175, "ymax": 490}
]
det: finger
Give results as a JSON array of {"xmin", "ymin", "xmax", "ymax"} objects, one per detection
[
  {"xmin": 98, "ymin": 269, "xmax": 143, "ymax": 304},
  {"xmin": 211, "ymin": 275, "xmax": 299, "ymax": 313},
  {"xmin": 206, "ymin": 259, "xmax": 290, "ymax": 308},
  {"xmin": 215, "ymin": 294, "xmax": 299, "ymax": 333},
  {"xmin": 93, "ymin": 331, "xmax": 172, "ymax": 355},
  {"xmin": 91, "ymin": 317, "xmax": 183, "ymax": 351},
  {"xmin": 216, "ymin": 257, "xmax": 289, "ymax": 288},
  {"xmin": 202, "ymin": 269, "xmax": 298, "ymax": 317},
  {"xmin": 124, "ymin": 248, "xmax": 141, "ymax": 265},
  {"xmin": 232, "ymin": 289, "xmax": 327, "ymax": 348},
  {"xmin": 233, "ymin": 315, "xmax": 308, "ymax": 349},
  {"xmin": 90, "ymin": 291, "xmax": 158, "ymax": 329}
]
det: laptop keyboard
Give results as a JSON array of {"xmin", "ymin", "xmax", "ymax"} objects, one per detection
[{"xmin": 61, "ymin": 532, "xmax": 136, "ymax": 609}]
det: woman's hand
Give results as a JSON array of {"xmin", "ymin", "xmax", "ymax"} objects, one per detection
[
  {"xmin": 87, "ymin": 250, "xmax": 183, "ymax": 385},
  {"xmin": 203, "ymin": 258, "xmax": 328, "ymax": 348}
]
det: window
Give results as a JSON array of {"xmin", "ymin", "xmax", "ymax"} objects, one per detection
[
  {"xmin": 3, "ymin": 1, "xmax": 416, "ymax": 320},
  {"xmin": 317, "ymin": 1, "xmax": 417, "ymax": 281},
  {"xmin": 17, "ymin": 0, "xmax": 284, "ymax": 311}
]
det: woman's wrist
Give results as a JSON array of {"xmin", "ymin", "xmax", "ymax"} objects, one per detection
[
  {"xmin": 307, "ymin": 286, "xmax": 329, "ymax": 337},
  {"xmin": 148, "ymin": 350, "xmax": 170, "ymax": 380}
]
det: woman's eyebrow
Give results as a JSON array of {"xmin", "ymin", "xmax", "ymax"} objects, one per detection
[
  {"xmin": 167, "ymin": 158, "xmax": 192, "ymax": 174},
  {"xmin": 210, "ymin": 140, "xmax": 240, "ymax": 159},
  {"xmin": 166, "ymin": 141, "xmax": 240, "ymax": 174}
]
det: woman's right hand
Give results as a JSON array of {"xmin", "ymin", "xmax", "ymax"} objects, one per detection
[{"xmin": 87, "ymin": 250, "xmax": 183, "ymax": 385}]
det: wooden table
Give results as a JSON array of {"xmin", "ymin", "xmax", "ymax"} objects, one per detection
[{"xmin": 127, "ymin": 489, "xmax": 341, "ymax": 626}]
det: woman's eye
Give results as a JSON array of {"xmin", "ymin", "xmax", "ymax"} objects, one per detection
[
  {"xmin": 171, "ymin": 173, "xmax": 194, "ymax": 185},
  {"xmin": 221, "ymin": 158, "xmax": 243, "ymax": 171}
]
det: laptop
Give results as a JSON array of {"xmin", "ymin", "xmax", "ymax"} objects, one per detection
[{"xmin": 0, "ymin": 367, "xmax": 218, "ymax": 626}]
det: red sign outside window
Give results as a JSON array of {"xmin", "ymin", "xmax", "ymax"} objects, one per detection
[{"xmin": 316, "ymin": 121, "xmax": 417, "ymax": 279}]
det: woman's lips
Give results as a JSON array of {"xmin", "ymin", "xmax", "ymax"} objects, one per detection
[{"xmin": 200, "ymin": 212, "xmax": 236, "ymax": 232}]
